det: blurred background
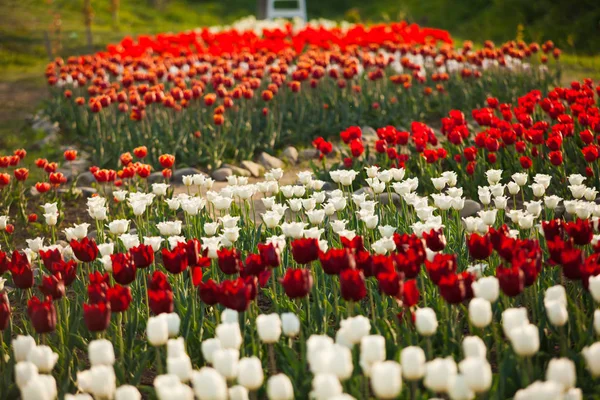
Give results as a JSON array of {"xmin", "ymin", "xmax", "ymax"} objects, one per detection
[{"xmin": 1, "ymin": 0, "xmax": 599, "ymax": 152}]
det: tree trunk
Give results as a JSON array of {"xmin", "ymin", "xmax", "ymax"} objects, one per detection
[{"xmin": 257, "ymin": 0, "xmax": 267, "ymax": 19}]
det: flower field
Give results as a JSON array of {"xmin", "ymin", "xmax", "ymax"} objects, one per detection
[
  {"xmin": 43, "ymin": 17, "xmax": 561, "ymax": 169},
  {"xmin": 2, "ymin": 15, "xmax": 600, "ymax": 400}
]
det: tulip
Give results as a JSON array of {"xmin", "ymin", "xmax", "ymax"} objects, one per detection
[
  {"xmin": 130, "ymin": 244, "xmax": 154, "ymax": 268},
  {"xmin": 502, "ymin": 307, "xmax": 529, "ymax": 337},
  {"xmin": 213, "ymin": 348, "xmax": 239, "ymax": 380},
  {"xmin": 400, "ymin": 346, "xmax": 426, "ymax": 381},
  {"xmin": 467, "ymin": 233, "xmax": 493, "ymax": 260},
  {"xmin": 201, "ymin": 338, "xmax": 222, "ymax": 364},
  {"xmin": 154, "ymin": 374, "xmax": 193, "ymax": 400},
  {"xmin": 216, "ymin": 322, "xmax": 243, "ymax": 349},
  {"xmin": 218, "ymin": 278, "xmax": 252, "ymax": 312},
  {"xmin": 111, "ymin": 253, "xmax": 137, "ymax": 285},
  {"xmin": 468, "ymin": 298, "xmax": 492, "ymax": 328},
  {"xmin": 370, "ymin": 361, "xmax": 402, "ymax": 399},
  {"xmin": 448, "ymin": 374, "xmax": 474, "ymax": 400},
  {"xmin": 415, "ymin": 307, "xmax": 438, "ymax": 336},
  {"xmin": 13, "ymin": 335, "xmax": 36, "ymax": 362},
  {"xmin": 462, "ymin": 336, "xmax": 487, "ymax": 359},
  {"xmin": 508, "ymin": 323, "xmax": 539, "ymax": 357},
  {"xmin": 545, "ymin": 358, "xmax": 576, "ymax": 390},
  {"xmin": 27, "ymin": 345, "xmax": 58, "ymax": 373},
  {"xmin": 267, "ymin": 374, "xmax": 294, "ymax": 400},
  {"xmin": 78, "ymin": 365, "xmax": 116, "ymax": 399},
  {"xmin": 27, "ymin": 296, "xmax": 57, "ymax": 334},
  {"xmin": 281, "ymin": 313, "xmax": 300, "ymax": 337},
  {"xmin": 458, "ymin": 357, "xmax": 492, "ymax": 393},
  {"xmin": 229, "ymin": 386, "xmax": 249, "ymax": 400},
  {"xmin": 0, "ymin": 292, "xmax": 10, "ymax": 330},
  {"xmin": 217, "ymin": 248, "xmax": 241, "ymax": 274},
  {"xmin": 191, "ymin": 367, "xmax": 228, "ymax": 400},
  {"xmin": 583, "ymin": 342, "xmax": 600, "ymax": 377},
  {"xmin": 595, "ymin": 310, "xmax": 600, "ymax": 336},
  {"xmin": 256, "ymin": 313, "xmax": 282, "ymax": 343},
  {"xmin": 147, "ymin": 315, "xmax": 169, "ymax": 346},
  {"xmin": 339, "ymin": 315, "xmax": 371, "ymax": 345},
  {"xmin": 544, "ymin": 300, "xmax": 568, "ymax": 327},
  {"xmin": 360, "ymin": 335, "xmax": 386, "ymax": 366},
  {"xmin": 88, "ymin": 339, "xmax": 115, "ymax": 366},
  {"xmin": 339, "ymin": 269, "xmax": 367, "ymax": 302},
  {"xmin": 15, "ymin": 361, "xmax": 38, "ymax": 389},
  {"xmin": 237, "ymin": 356, "xmax": 264, "ymax": 390},
  {"xmin": 115, "ymin": 385, "xmax": 142, "ymax": 400},
  {"xmin": 83, "ymin": 301, "xmax": 111, "ymax": 332},
  {"xmin": 280, "ymin": 268, "xmax": 313, "ymax": 299},
  {"xmin": 106, "ymin": 284, "xmax": 132, "ymax": 312},
  {"xmin": 472, "ymin": 276, "xmax": 499, "ymax": 303},
  {"xmin": 167, "ymin": 355, "xmax": 193, "ymax": 382},
  {"xmin": 39, "ymin": 274, "xmax": 65, "ymax": 300},
  {"xmin": 70, "ymin": 237, "xmax": 99, "ymax": 262},
  {"xmin": 149, "ymin": 289, "xmax": 174, "ymax": 315},
  {"xmin": 424, "ymin": 357, "xmax": 457, "ymax": 393},
  {"xmin": 162, "ymin": 246, "xmax": 188, "ymax": 274},
  {"xmin": 21, "ymin": 375, "xmax": 57, "ymax": 400},
  {"xmin": 9, "ymin": 250, "xmax": 34, "ymax": 289},
  {"xmin": 589, "ymin": 275, "xmax": 600, "ymax": 303},
  {"xmin": 312, "ymin": 374, "xmax": 343, "ymax": 400}
]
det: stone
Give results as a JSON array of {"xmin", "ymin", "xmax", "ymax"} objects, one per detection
[
  {"xmin": 223, "ymin": 164, "xmax": 251, "ymax": 177},
  {"xmin": 30, "ymin": 132, "xmax": 59, "ymax": 150},
  {"xmin": 377, "ymin": 192, "xmax": 401, "ymax": 207},
  {"xmin": 148, "ymin": 171, "xmax": 166, "ymax": 184},
  {"xmin": 361, "ymin": 126, "xmax": 378, "ymax": 141},
  {"xmin": 460, "ymin": 199, "xmax": 482, "ymax": 218},
  {"xmin": 257, "ymin": 152, "xmax": 285, "ymax": 169},
  {"xmin": 281, "ymin": 146, "xmax": 299, "ymax": 164},
  {"xmin": 78, "ymin": 187, "xmax": 97, "ymax": 198},
  {"xmin": 321, "ymin": 182, "xmax": 337, "ymax": 191},
  {"xmin": 240, "ymin": 160, "xmax": 265, "ymax": 178},
  {"xmin": 353, "ymin": 187, "xmax": 372, "ymax": 197},
  {"xmin": 76, "ymin": 172, "xmax": 96, "ymax": 187},
  {"xmin": 212, "ymin": 168, "xmax": 233, "ymax": 182},
  {"xmin": 298, "ymin": 148, "xmax": 319, "ymax": 161},
  {"xmin": 172, "ymin": 167, "xmax": 204, "ymax": 183}
]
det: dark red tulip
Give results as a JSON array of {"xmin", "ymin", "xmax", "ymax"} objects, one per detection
[
  {"xmin": 244, "ymin": 275, "xmax": 259, "ymax": 300},
  {"xmin": 111, "ymin": 253, "xmax": 137, "ymax": 285},
  {"xmin": 341, "ymin": 235, "xmax": 364, "ymax": 251},
  {"xmin": 51, "ymin": 259, "xmax": 77, "ymax": 286},
  {"xmin": 438, "ymin": 273, "xmax": 467, "ymax": 304},
  {"xmin": 130, "ymin": 244, "xmax": 154, "ymax": 268},
  {"xmin": 280, "ymin": 268, "xmax": 313, "ymax": 299},
  {"xmin": 0, "ymin": 293, "xmax": 10, "ymax": 330},
  {"xmin": 370, "ymin": 255, "xmax": 394, "ymax": 276},
  {"xmin": 8, "ymin": 251, "xmax": 34, "ymax": 289},
  {"xmin": 148, "ymin": 289, "xmax": 174, "ymax": 315},
  {"xmin": 291, "ymin": 238, "xmax": 320, "ymax": 265},
  {"xmin": 0, "ymin": 251, "xmax": 7, "ymax": 275},
  {"xmin": 460, "ymin": 271, "xmax": 475, "ymax": 300},
  {"xmin": 402, "ymin": 279, "xmax": 420, "ymax": 307},
  {"xmin": 355, "ymin": 250, "xmax": 374, "ymax": 277},
  {"xmin": 467, "ymin": 233, "xmax": 493, "ymax": 260},
  {"xmin": 425, "ymin": 253, "xmax": 457, "ymax": 285},
  {"xmin": 561, "ymin": 248, "xmax": 583, "ymax": 280},
  {"xmin": 565, "ymin": 219, "xmax": 594, "ymax": 246},
  {"xmin": 339, "ymin": 269, "xmax": 367, "ymax": 302},
  {"xmin": 39, "ymin": 274, "xmax": 65, "ymax": 300},
  {"xmin": 70, "ymin": 237, "xmax": 99, "ymax": 262},
  {"xmin": 185, "ymin": 239, "xmax": 203, "ymax": 266},
  {"xmin": 217, "ymin": 248, "xmax": 241, "ymax": 274},
  {"xmin": 542, "ymin": 219, "xmax": 564, "ymax": 241},
  {"xmin": 319, "ymin": 248, "xmax": 354, "ymax": 275},
  {"xmin": 162, "ymin": 246, "xmax": 189, "ymax": 275},
  {"xmin": 496, "ymin": 265, "xmax": 525, "ymax": 297},
  {"xmin": 242, "ymin": 253, "xmax": 266, "ymax": 276},
  {"xmin": 106, "ymin": 284, "xmax": 132, "ymax": 312},
  {"xmin": 218, "ymin": 278, "xmax": 252, "ymax": 311},
  {"xmin": 423, "ymin": 228, "xmax": 447, "ymax": 252},
  {"xmin": 39, "ymin": 248, "xmax": 63, "ymax": 270},
  {"xmin": 377, "ymin": 270, "xmax": 404, "ymax": 298},
  {"xmin": 83, "ymin": 301, "xmax": 111, "ymax": 332},
  {"xmin": 394, "ymin": 252, "xmax": 422, "ymax": 279},
  {"xmin": 198, "ymin": 279, "xmax": 220, "ymax": 305},
  {"xmin": 27, "ymin": 296, "xmax": 57, "ymax": 334},
  {"xmin": 148, "ymin": 271, "xmax": 172, "ymax": 291},
  {"xmin": 581, "ymin": 253, "xmax": 600, "ymax": 290},
  {"xmin": 547, "ymin": 236, "xmax": 569, "ymax": 265},
  {"xmin": 489, "ymin": 225, "xmax": 510, "ymax": 251},
  {"xmin": 258, "ymin": 243, "xmax": 280, "ymax": 268}
]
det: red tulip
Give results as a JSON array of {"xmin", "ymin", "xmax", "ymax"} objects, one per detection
[
  {"xmin": 0, "ymin": 250, "xmax": 8, "ymax": 275},
  {"xmin": 565, "ymin": 219, "xmax": 594, "ymax": 246},
  {"xmin": 39, "ymin": 248, "xmax": 63, "ymax": 270},
  {"xmin": 39, "ymin": 274, "xmax": 65, "ymax": 300},
  {"xmin": 581, "ymin": 254, "xmax": 600, "ymax": 290},
  {"xmin": 198, "ymin": 279, "xmax": 220, "ymax": 305},
  {"xmin": 496, "ymin": 265, "xmax": 525, "ymax": 297},
  {"xmin": 148, "ymin": 289, "xmax": 174, "ymax": 315},
  {"xmin": 377, "ymin": 270, "xmax": 404, "ymax": 298},
  {"xmin": 217, "ymin": 248, "xmax": 241, "ymax": 275},
  {"xmin": 339, "ymin": 269, "xmax": 367, "ymax": 302},
  {"xmin": 51, "ymin": 260, "xmax": 77, "ymax": 286},
  {"xmin": 8, "ymin": 250, "xmax": 34, "ymax": 289},
  {"xmin": 425, "ymin": 253, "xmax": 457, "ymax": 284},
  {"xmin": 258, "ymin": 243, "xmax": 280, "ymax": 268},
  {"xmin": 130, "ymin": 244, "xmax": 155, "ymax": 268},
  {"xmin": 148, "ymin": 271, "xmax": 172, "ymax": 291},
  {"xmin": 355, "ymin": 250, "xmax": 374, "ymax": 277},
  {"xmin": 438, "ymin": 273, "xmax": 467, "ymax": 304},
  {"xmin": 467, "ymin": 233, "xmax": 493, "ymax": 260},
  {"xmin": 83, "ymin": 301, "xmax": 111, "ymax": 332},
  {"xmin": 158, "ymin": 154, "xmax": 175, "ymax": 168},
  {"xmin": 70, "ymin": 237, "xmax": 99, "ymax": 262},
  {"xmin": 14, "ymin": 168, "xmax": 29, "ymax": 181},
  {"xmin": 111, "ymin": 253, "xmax": 137, "ymax": 285},
  {"xmin": 218, "ymin": 278, "xmax": 252, "ymax": 311},
  {"xmin": 106, "ymin": 284, "xmax": 132, "ymax": 312},
  {"xmin": 64, "ymin": 149, "xmax": 77, "ymax": 161},
  {"xmin": 280, "ymin": 268, "xmax": 313, "ymax": 299},
  {"xmin": 542, "ymin": 219, "xmax": 564, "ymax": 241},
  {"xmin": 291, "ymin": 238, "xmax": 320, "ymax": 265},
  {"xmin": 561, "ymin": 248, "xmax": 583, "ymax": 280},
  {"xmin": 185, "ymin": 239, "xmax": 203, "ymax": 266},
  {"xmin": 402, "ymin": 279, "xmax": 420, "ymax": 307},
  {"xmin": 27, "ymin": 296, "xmax": 57, "ymax": 334},
  {"xmin": 341, "ymin": 235, "xmax": 364, "ymax": 251},
  {"xmin": 0, "ymin": 293, "xmax": 10, "ymax": 330},
  {"xmin": 319, "ymin": 248, "xmax": 354, "ymax": 275},
  {"xmin": 423, "ymin": 228, "xmax": 447, "ymax": 252},
  {"xmin": 133, "ymin": 146, "xmax": 148, "ymax": 158}
]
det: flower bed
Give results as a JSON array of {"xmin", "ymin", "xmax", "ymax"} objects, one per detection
[{"xmin": 43, "ymin": 17, "xmax": 560, "ymax": 169}]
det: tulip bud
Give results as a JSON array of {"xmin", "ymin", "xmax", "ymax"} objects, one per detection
[
  {"xmin": 256, "ymin": 313, "xmax": 282, "ymax": 343},
  {"xmin": 167, "ymin": 338, "xmax": 186, "ymax": 359},
  {"xmin": 468, "ymin": 298, "xmax": 492, "ymax": 328},
  {"xmin": 221, "ymin": 309, "xmax": 239, "ymax": 324},
  {"xmin": 267, "ymin": 373, "xmax": 294, "ymax": 400},
  {"xmin": 462, "ymin": 336, "xmax": 487, "ymax": 359},
  {"xmin": 360, "ymin": 335, "xmax": 386, "ymax": 365},
  {"xmin": 88, "ymin": 339, "xmax": 115, "ymax": 366},
  {"xmin": 147, "ymin": 315, "xmax": 169, "ymax": 346},
  {"xmin": 545, "ymin": 358, "xmax": 576, "ymax": 390},
  {"xmin": 216, "ymin": 322, "xmax": 243, "ymax": 349},
  {"xmin": 167, "ymin": 355, "xmax": 193, "ymax": 382},
  {"xmin": 212, "ymin": 348, "xmax": 239, "ymax": 380},
  {"xmin": 583, "ymin": 342, "xmax": 600, "ymax": 377},
  {"xmin": 165, "ymin": 313, "xmax": 180, "ymax": 337},
  {"xmin": 458, "ymin": 357, "xmax": 492, "ymax": 393},
  {"xmin": 237, "ymin": 356, "xmax": 264, "ymax": 390},
  {"xmin": 448, "ymin": 374, "xmax": 474, "ymax": 400},
  {"xmin": 595, "ymin": 310, "xmax": 600, "ymax": 336},
  {"xmin": 15, "ymin": 361, "xmax": 38, "ymax": 390},
  {"xmin": 502, "ymin": 308, "xmax": 529, "ymax": 337},
  {"xmin": 415, "ymin": 308, "xmax": 438, "ymax": 336},
  {"xmin": 21, "ymin": 375, "xmax": 57, "ymax": 400},
  {"xmin": 339, "ymin": 315, "xmax": 371, "ymax": 344},
  {"xmin": 77, "ymin": 365, "xmax": 116, "ymax": 399},
  {"xmin": 201, "ymin": 338, "xmax": 222, "ymax": 364},
  {"xmin": 13, "ymin": 335, "xmax": 36, "ymax": 362},
  {"xmin": 370, "ymin": 361, "xmax": 402, "ymax": 399},
  {"xmin": 115, "ymin": 385, "xmax": 142, "ymax": 400},
  {"xmin": 281, "ymin": 313, "xmax": 300, "ymax": 337},
  {"xmin": 311, "ymin": 374, "xmax": 343, "ymax": 400},
  {"xmin": 229, "ymin": 385, "xmax": 250, "ymax": 400},
  {"xmin": 589, "ymin": 275, "xmax": 600, "ymax": 303},
  {"xmin": 544, "ymin": 300, "xmax": 568, "ymax": 327},
  {"xmin": 400, "ymin": 346, "xmax": 426, "ymax": 381},
  {"xmin": 192, "ymin": 367, "xmax": 228, "ymax": 400},
  {"xmin": 508, "ymin": 323, "xmax": 539, "ymax": 357},
  {"xmin": 424, "ymin": 357, "xmax": 457, "ymax": 393},
  {"xmin": 27, "ymin": 345, "xmax": 58, "ymax": 373},
  {"xmin": 471, "ymin": 277, "xmax": 499, "ymax": 303}
]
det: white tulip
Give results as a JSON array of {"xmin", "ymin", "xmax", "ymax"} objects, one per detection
[
  {"xmin": 237, "ymin": 356, "xmax": 264, "ymax": 390},
  {"xmin": 281, "ymin": 313, "xmax": 300, "ymax": 337},
  {"xmin": 471, "ymin": 277, "xmax": 499, "ymax": 303},
  {"xmin": 21, "ymin": 375, "xmax": 57, "ymax": 400},
  {"xmin": 415, "ymin": 308, "xmax": 438, "ymax": 336},
  {"xmin": 256, "ymin": 314, "xmax": 282, "ymax": 343},
  {"xmin": 589, "ymin": 275, "xmax": 600, "ymax": 303},
  {"xmin": 15, "ymin": 361, "xmax": 39, "ymax": 390},
  {"xmin": 508, "ymin": 324, "xmax": 539, "ymax": 357},
  {"xmin": 191, "ymin": 367, "xmax": 228, "ymax": 400},
  {"xmin": 502, "ymin": 308, "xmax": 529, "ymax": 337},
  {"xmin": 360, "ymin": 335, "xmax": 386, "ymax": 365},
  {"xmin": 201, "ymin": 338, "xmax": 221, "ymax": 364},
  {"xmin": 468, "ymin": 298, "xmax": 492, "ymax": 328},
  {"xmin": 147, "ymin": 315, "xmax": 169, "ymax": 346},
  {"xmin": 595, "ymin": 310, "xmax": 600, "ymax": 336},
  {"xmin": 27, "ymin": 345, "xmax": 58, "ymax": 373},
  {"xmin": 108, "ymin": 219, "xmax": 130, "ymax": 235},
  {"xmin": 267, "ymin": 374, "xmax": 294, "ymax": 400},
  {"xmin": 448, "ymin": 374, "xmax": 474, "ymax": 400},
  {"xmin": 167, "ymin": 355, "xmax": 193, "ymax": 382},
  {"xmin": 458, "ymin": 357, "xmax": 492, "ymax": 393},
  {"xmin": 400, "ymin": 346, "xmax": 426, "ymax": 381},
  {"xmin": 229, "ymin": 385, "xmax": 249, "ymax": 400},
  {"xmin": 88, "ymin": 339, "xmax": 115, "ymax": 366},
  {"xmin": 583, "ymin": 342, "xmax": 600, "ymax": 376},
  {"xmin": 544, "ymin": 300, "xmax": 568, "ymax": 327},
  {"xmin": 370, "ymin": 361, "xmax": 402, "ymax": 399},
  {"xmin": 545, "ymin": 358, "xmax": 576, "ymax": 390},
  {"xmin": 424, "ymin": 357, "xmax": 457, "ymax": 393},
  {"xmin": 115, "ymin": 385, "xmax": 142, "ymax": 400},
  {"xmin": 462, "ymin": 336, "xmax": 487, "ymax": 359},
  {"xmin": 13, "ymin": 335, "xmax": 36, "ymax": 362},
  {"xmin": 216, "ymin": 322, "xmax": 243, "ymax": 349},
  {"xmin": 339, "ymin": 316, "xmax": 371, "ymax": 344},
  {"xmin": 212, "ymin": 348, "xmax": 239, "ymax": 380},
  {"xmin": 311, "ymin": 374, "xmax": 343, "ymax": 400}
]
